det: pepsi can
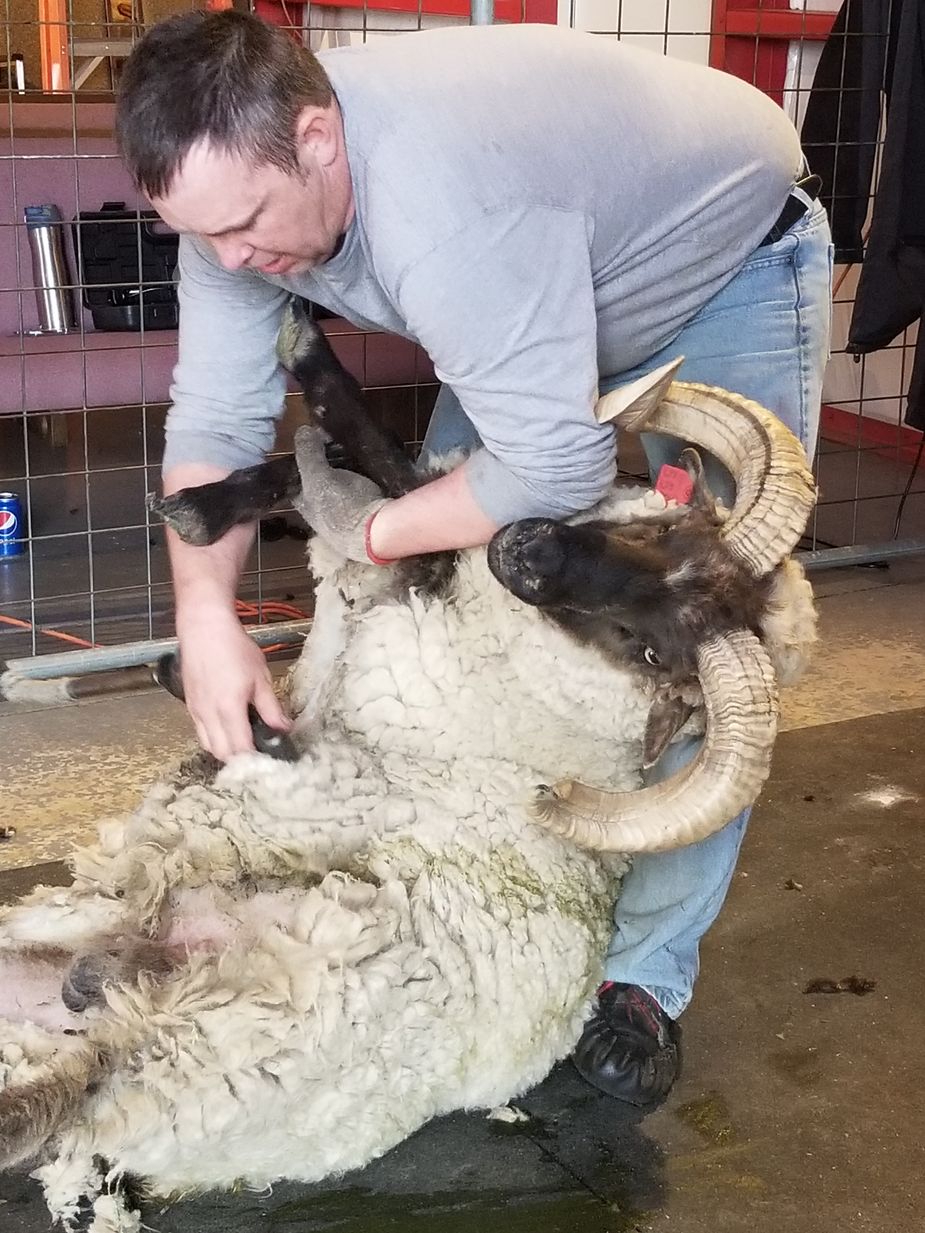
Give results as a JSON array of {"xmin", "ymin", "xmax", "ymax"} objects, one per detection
[{"xmin": 0, "ymin": 493, "xmax": 24, "ymax": 558}]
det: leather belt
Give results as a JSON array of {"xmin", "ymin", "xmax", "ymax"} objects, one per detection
[{"xmin": 758, "ymin": 173, "xmax": 822, "ymax": 247}]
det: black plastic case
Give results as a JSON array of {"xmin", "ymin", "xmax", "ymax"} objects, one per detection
[{"xmin": 72, "ymin": 201, "xmax": 180, "ymax": 331}]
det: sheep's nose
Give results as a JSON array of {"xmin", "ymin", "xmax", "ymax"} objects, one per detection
[
  {"xmin": 517, "ymin": 526, "xmax": 567, "ymax": 581},
  {"xmin": 487, "ymin": 519, "xmax": 569, "ymax": 605}
]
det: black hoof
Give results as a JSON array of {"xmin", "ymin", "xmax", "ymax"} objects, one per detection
[
  {"xmin": 148, "ymin": 457, "xmax": 302, "ymax": 547},
  {"xmin": 148, "ymin": 487, "xmax": 227, "ymax": 546},
  {"xmin": 276, "ymin": 298, "xmax": 328, "ymax": 375}
]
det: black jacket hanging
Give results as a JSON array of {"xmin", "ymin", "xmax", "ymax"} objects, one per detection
[
  {"xmin": 801, "ymin": 0, "xmax": 893, "ymax": 263},
  {"xmin": 801, "ymin": 0, "xmax": 925, "ymax": 430}
]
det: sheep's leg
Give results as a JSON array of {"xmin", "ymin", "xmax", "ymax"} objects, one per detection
[
  {"xmin": 0, "ymin": 953, "xmax": 128, "ymax": 1222},
  {"xmin": 149, "ymin": 456, "xmax": 300, "ymax": 547},
  {"xmin": 277, "ymin": 298, "xmax": 421, "ymax": 500},
  {"xmin": 151, "ymin": 299, "xmax": 419, "ymax": 547},
  {"xmin": 0, "ymin": 1028, "xmax": 104, "ymax": 1172}
]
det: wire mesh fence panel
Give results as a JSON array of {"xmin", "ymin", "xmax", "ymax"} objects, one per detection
[
  {"xmin": 1, "ymin": 0, "xmax": 921, "ymax": 672},
  {"xmin": 0, "ymin": 0, "xmax": 449, "ymax": 669}
]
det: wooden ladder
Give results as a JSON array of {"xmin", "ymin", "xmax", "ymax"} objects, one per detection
[{"xmin": 38, "ymin": 0, "xmax": 141, "ymax": 92}]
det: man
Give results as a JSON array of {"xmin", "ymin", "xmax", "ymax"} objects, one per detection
[{"xmin": 116, "ymin": 11, "xmax": 832, "ymax": 1111}]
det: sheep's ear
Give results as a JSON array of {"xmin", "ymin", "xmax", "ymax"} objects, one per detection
[
  {"xmin": 679, "ymin": 447, "xmax": 725, "ymax": 524},
  {"xmin": 594, "ymin": 356, "xmax": 684, "ymax": 430},
  {"xmin": 642, "ymin": 696, "xmax": 694, "ymax": 769}
]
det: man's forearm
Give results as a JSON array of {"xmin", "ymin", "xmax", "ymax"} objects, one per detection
[
  {"xmin": 162, "ymin": 464, "xmax": 256, "ymax": 621},
  {"xmin": 367, "ymin": 462, "xmax": 499, "ymax": 559}
]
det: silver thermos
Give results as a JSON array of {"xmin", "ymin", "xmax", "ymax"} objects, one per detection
[{"xmin": 24, "ymin": 204, "xmax": 76, "ymax": 334}]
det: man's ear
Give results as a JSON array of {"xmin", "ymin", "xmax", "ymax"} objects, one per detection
[{"xmin": 294, "ymin": 104, "xmax": 338, "ymax": 172}]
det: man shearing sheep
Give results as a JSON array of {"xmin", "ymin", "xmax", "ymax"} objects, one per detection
[{"xmin": 115, "ymin": 10, "xmax": 831, "ymax": 1109}]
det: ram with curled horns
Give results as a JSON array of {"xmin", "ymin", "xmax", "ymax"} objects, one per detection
[{"xmin": 0, "ymin": 303, "xmax": 816, "ymax": 1230}]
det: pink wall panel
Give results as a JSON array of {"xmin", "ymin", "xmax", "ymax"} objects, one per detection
[{"xmin": 2, "ymin": 104, "xmax": 435, "ymax": 416}]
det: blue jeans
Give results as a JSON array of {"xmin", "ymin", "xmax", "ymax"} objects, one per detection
[{"xmin": 422, "ymin": 196, "xmax": 833, "ymax": 1019}]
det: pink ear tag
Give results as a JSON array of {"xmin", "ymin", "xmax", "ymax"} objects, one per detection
[{"xmin": 655, "ymin": 464, "xmax": 694, "ymax": 506}]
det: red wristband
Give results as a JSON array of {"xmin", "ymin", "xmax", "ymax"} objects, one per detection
[{"xmin": 364, "ymin": 510, "xmax": 396, "ymax": 566}]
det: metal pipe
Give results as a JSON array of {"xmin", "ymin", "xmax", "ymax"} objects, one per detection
[
  {"xmin": 1, "ymin": 620, "xmax": 309, "ymax": 682},
  {"xmin": 798, "ymin": 539, "xmax": 925, "ymax": 572},
  {"xmin": 65, "ymin": 665, "xmax": 160, "ymax": 699},
  {"xmin": 470, "ymin": 0, "xmax": 494, "ymax": 25}
]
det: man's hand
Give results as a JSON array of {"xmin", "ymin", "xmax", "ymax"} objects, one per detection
[
  {"xmin": 161, "ymin": 462, "xmax": 292, "ymax": 761},
  {"xmin": 294, "ymin": 426, "xmax": 391, "ymax": 562},
  {"xmin": 175, "ymin": 606, "xmax": 291, "ymax": 762}
]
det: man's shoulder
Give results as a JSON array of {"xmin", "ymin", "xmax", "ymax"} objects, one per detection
[{"xmin": 318, "ymin": 22, "xmax": 585, "ymax": 72}]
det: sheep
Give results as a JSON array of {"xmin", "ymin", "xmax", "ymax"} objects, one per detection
[{"xmin": 0, "ymin": 303, "xmax": 817, "ymax": 1232}]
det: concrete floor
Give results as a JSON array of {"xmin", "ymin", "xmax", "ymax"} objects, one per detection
[{"xmin": 1, "ymin": 556, "xmax": 924, "ymax": 1231}]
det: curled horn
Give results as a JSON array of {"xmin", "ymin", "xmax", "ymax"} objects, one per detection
[
  {"xmin": 531, "ymin": 629, "xmax": 778, "ymax": 852},
  {"xmin": 527, "ymin": 363, "xmax": 811, "ymax": 851},
  {"xmin": 595, "ymin": 359, "xmax": 816, "ymax": 576}
]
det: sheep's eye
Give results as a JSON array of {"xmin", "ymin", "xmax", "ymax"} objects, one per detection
[{"xmin": 643, "ymin": 646, "xmax": 660, "ymax": 667}]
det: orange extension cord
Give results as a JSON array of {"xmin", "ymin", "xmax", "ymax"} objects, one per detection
[{"xmin": 0, "ymin": 597, "xmax": 310, "ymax": 656}]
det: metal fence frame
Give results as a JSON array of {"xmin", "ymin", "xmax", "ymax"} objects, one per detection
[{"xmin": 1, "ymin": 0, "xmax": 922, "ymax": 689}]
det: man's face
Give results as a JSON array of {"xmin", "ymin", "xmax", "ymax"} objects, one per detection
[{"xmin": 152, "ymin": 138, "xmax": 348, "ymax": 277}]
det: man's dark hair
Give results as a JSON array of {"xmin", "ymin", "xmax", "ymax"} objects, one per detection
[{"xmin": 115, "ymin": 10, "xmax": 334, "ymax": 199}]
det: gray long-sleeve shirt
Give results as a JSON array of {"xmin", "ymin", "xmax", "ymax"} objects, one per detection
[{"xmin": 164, "ymin": 23, "xmax": 802, "ymax": 524}]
